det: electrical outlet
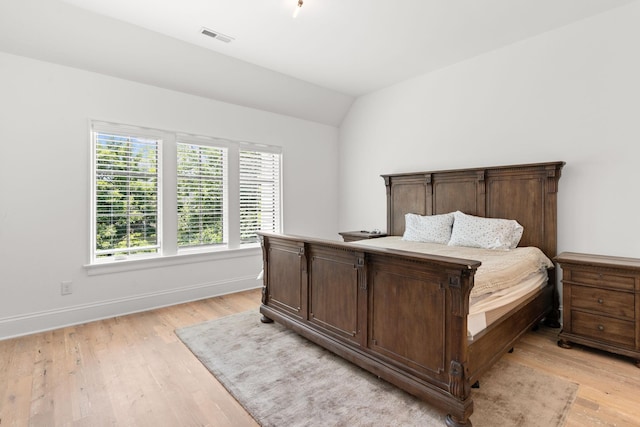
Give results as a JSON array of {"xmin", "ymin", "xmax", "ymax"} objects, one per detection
[{"xmin": 61, "ymin": 281, "xmax": 73, "ymax": 295}]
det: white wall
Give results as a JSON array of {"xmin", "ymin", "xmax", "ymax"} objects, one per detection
[
  {"xmin": 0, "ymin": 52, "xmax": 339, "ymax": 339},
  {"xmin": 339, "ymin": 2, "xmax": 640, "ymax": 259}
]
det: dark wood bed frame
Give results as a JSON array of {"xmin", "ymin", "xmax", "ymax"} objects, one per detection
[{"xmin": 258, "ymin": 161, "xmax": 564, "ymax": 426}]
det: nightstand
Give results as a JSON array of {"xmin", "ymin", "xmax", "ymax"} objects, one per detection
[
  {"xmin": 555, "ymin": 252, "xmax": 640, "ymax": 368},
  {"xmin": 339, "ymin": 230, "xmax": 387, "ymax": 242}
]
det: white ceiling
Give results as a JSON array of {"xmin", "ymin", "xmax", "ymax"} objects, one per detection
[
  {"xmin": 58, "ymin": 0, "xmax": 636, "ymax": 95},
  {"xmin": 1, "ymin": 0, "xmax": 637, "ymax": 125}
]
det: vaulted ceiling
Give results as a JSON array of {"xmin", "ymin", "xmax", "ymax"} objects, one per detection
[{"xmin": 1, "ymin": 0, "xmax": 636, "ymax": 125}]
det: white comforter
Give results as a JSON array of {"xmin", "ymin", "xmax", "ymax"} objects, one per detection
[{"xmin": 352, "ymin": 236, "xmax": 553, "ymax": 298}]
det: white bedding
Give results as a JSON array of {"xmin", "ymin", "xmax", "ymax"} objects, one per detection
[
  {"xmin": 352, "ymin": 236, "xmax": 552, "ymax": 298},
  {"xmin": 467, "ymin": 271, "xmax": 547, "ymax": 338}
]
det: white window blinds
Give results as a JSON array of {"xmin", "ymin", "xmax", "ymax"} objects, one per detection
[
  {"xmin": 239, "ymin": 149, "xmax": 281, "ymax": 243},
  {"xmin": 177, "ymin": 143, "xmax": 227, "ymax": 247},
  {"xmin": 91, "ymin": 120, "xmax": 282, "ymax": 264},
  {"xmin": 94, "ymin": 131, "xmax": 160, "ymax": 258}
]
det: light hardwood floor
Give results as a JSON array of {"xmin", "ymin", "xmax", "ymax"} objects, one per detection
[{"xmin": 1, "ymin": 288, "xmax": 639, "ymax": 427}]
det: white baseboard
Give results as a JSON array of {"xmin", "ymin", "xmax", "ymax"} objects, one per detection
[{"xmin": 0, "ymin": 276, "xmax": 261, "ymax": 340}]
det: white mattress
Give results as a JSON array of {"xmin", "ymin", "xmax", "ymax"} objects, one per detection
[{"xmin": 467, "ymin": 271, "xmax": 547, "ymax": 339}]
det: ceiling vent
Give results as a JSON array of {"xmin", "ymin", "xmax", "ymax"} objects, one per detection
[{"xmin": 201, "ymin": 27, "xmax": 234, "ymax": 43}]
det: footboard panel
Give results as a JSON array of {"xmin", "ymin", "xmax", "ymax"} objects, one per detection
[
  {"xmin": 259, "ymin": 232, "xmax": 481, "ymax": 424},
  {"xmin": 368, "ymin": 255, "xmax": 447, "ymax": 379},
  {"xmin": 262, "ymin": 237, "xmax": 307, "ymax": 320},
  {"xmin": 307, "ymin": 244, "xmax": 367, "ymax": 345}
]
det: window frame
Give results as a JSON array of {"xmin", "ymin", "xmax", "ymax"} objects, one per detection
[
  {"xmin": 239, "ymin": 147, "xmax": 282, "ymax": 244},
  {"xmin": 90, "ymin": 121, "xmax": 165, "ymax": 262},
  {"xmin": 176, "ymin": 138, "xmax": 229, "ymax": 250},
  {"xmin": 88, "ymin": 120, "xmax": 282, "ymax": 270}
]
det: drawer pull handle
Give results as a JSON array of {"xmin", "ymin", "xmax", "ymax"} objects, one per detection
[
  {"xmin": 597, "ymin": 298, "xmax": 604, "ymax": 304},
  {"xmin": 598, "ymin": 324, "xmax": 605, "ymax": 331}
]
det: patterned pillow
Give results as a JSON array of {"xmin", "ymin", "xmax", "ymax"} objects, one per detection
[
  {"xmin": 402, "ymin": 213, "xmax": 454, "ymax": 244},
  {"xmin": 448, "ymin": 211, "xmax": 523, "ymax": 250}
]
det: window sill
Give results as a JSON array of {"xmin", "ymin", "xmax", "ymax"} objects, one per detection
[{"xmin": 84, "ymin": 245, "xmax": 262, "ymax": 276}]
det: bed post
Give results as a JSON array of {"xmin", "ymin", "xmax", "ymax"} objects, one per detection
[
  {"xmin": 383, "ymin": 175, "xmax": 392, "ymax": 235},
  {"xmin": 543, "ymin": 163, "xmax": 563, "ymax": 328},
  {"xmin": 446, "ymin": 269, "xmax": 475, "ymax": 427},
  {"xmin": 259, "ymin": 234, "xmax": 274, "ymax": 324}
]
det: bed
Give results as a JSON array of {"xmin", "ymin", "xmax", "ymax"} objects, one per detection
[{"xmin": 258, "ymin": 161, "xmax": 564, "ymax": 426}]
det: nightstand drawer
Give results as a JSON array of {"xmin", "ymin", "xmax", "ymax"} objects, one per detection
[
  {"xmin": 571, "ymin": 311, "xmax": 635, "ymax": 347},
  {"xmin": 571, "ymin": 270, "xmax": 635, "ymax": 291},
  {"xmin": 571, "ymin": 285, "xmax": 635, "ymax": 320}
]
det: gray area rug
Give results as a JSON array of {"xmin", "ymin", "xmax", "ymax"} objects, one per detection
[{"xmin": 176, "ymin": 311, "xmax": 577, "ymax": 427}]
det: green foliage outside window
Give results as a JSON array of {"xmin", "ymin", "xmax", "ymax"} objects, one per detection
[
  {"xmin": 95, "ymin": 133, "xmax": 158, "ymax": 258},
  {"xmin": 93, "ymin": 125, "xmax": 280, "ymax": 261},
  {"xmin": 177, "ymin": 143, "xmax": 225, "ymax": 247}
]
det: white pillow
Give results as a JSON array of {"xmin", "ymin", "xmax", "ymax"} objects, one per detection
[
  {"xmin": 448, "ymin": 211, "xmax": 523, "ymax": 250},
  {"xmin": 402, "ymin": 213, "xmax": 454, "ymax": 244}
]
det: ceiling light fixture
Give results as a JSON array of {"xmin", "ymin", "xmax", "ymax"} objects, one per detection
[{"xmin": 292, "ymin": 0, "xmax": 303, "ymax": 18}]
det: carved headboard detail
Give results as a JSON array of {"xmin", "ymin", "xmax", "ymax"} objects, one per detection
[{"xmin": 381, "ymin": 161, "xmax": 565, "ymax": 262}]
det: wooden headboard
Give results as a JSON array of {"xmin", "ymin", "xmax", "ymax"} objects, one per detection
[{"xmin": 381, "ymin": 161, "xmax": 565, "ymax": 261}]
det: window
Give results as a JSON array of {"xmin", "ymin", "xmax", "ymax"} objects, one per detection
[
  {"xmin": 90, "ymin": 121, "xmax": 281, "ymax": 263},
  {"xmin": 93, "ymin": 131, "xmax": 160, "ymax": 259},
  {"xmin": 177, "ymin": 143, "xmax": 227, "ymax": 248},
  {"xmin": 240, "ymin": 149, "xmax": 281, "ymax": 243}
]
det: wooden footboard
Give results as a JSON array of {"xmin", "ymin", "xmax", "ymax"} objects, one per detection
[{"xmin": 259, "ymin": 232, "xmax": 482, "ymax": 426}]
